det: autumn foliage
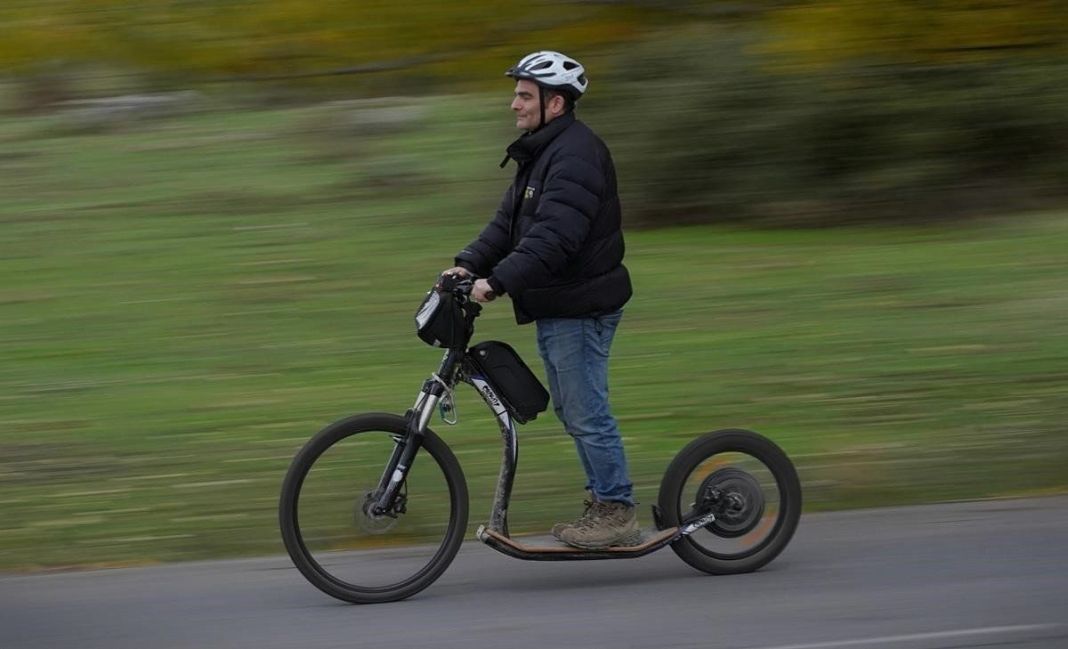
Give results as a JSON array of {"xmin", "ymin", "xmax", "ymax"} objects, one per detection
[{"xmin": 3, "ymin": 1, "xmax": 1064, "ymax": 224}]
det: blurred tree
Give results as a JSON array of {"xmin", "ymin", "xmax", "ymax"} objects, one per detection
[
  {"xmin": 766, "ymin": 0, "xmax": 1068, "ymax": 67},
  {"xmin": 0, "ymin": 0, "xmax": 659, "ymax": 84},
  {"xmin": 589, "ymin": 26, "xmax": 1068, "ymax": 227}
]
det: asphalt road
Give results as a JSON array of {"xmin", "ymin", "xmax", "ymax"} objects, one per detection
[{"xmin": 3, "ymin": 496, "xmax": 1066, "ymax": 649}]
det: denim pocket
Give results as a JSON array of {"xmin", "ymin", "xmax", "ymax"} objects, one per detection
[{"xmin": 593, "ymin": 309, "xmax": 623, "ymax": 335}]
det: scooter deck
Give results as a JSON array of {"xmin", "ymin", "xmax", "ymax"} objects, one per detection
[{"xmin": 478, "ymin": 525, "xmax": 680, "ymax": 561}]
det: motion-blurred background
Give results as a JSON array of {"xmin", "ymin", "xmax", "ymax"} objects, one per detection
[{"xmin": 1, "ymin": 1, "xmax": 1066, "ymax": 570}]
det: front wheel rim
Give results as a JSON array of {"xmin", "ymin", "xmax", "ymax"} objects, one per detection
[{"xmin": 283, "ymin": 427, "xmax": 463, "ymax": 597}]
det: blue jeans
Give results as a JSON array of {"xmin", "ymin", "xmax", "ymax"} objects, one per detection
[{"xmin": 535, "ymin": 309, "xmax": 634, "ymax": 506}]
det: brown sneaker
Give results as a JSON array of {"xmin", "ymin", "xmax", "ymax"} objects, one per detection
[
  {"xmin": 558, "ymin": 501, "xmax": 641, "ymax": 549},
  {"xmin": 551, "ymin": 497, "xmax": 597, "ymax": 541}
]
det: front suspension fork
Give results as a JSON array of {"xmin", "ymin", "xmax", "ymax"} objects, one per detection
[{"xmin": 368, "ymin": 381, "xmax": 442, "ymax": 516}]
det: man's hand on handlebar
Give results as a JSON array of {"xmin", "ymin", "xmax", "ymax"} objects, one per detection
[
  {"xmin": 440, "ymin": 267, "xmax": 495, "ymax": 303},
  {"xmin": 442, "ymin": 266, "xmax": 471, "ymax": 279},
  {"xmin": 472, "ymin": 279, "xmax": 496, "ymax": 303}
]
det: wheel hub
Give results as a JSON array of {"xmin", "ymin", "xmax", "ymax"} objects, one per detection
[
  {"xmin": 696, "ymin": 467, "xmax": 765, "ymax": 538},
  {"xmin": 356, "ymin": 489, "xmax": 405, "ymax": 535}
]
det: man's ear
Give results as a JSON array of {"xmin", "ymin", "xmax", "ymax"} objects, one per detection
[{"xmin": 549, "ymin": 93, "xmax": 567, "ymax": 117}]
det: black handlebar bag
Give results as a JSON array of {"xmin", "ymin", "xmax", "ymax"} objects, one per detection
[
  {"xmin": 467, "ymin": 341, "xmax": 549, "ymax": 424},
  {"xmin": 415, "ymin": 289, "xmax": 469, "ymax": 348}
]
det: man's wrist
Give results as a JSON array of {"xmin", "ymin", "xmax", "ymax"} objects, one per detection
[{"xmin": 487, "ymin": 276, "xmax": 505, "ymax": 295}]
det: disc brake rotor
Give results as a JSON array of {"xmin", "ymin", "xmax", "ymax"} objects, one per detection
[
  {"xmin": 356, "ymin": 489, "xmax": 405, "ymax": 535},
  {"xmin": 696, "ymin": 467, "xmax": 766, "ymax": 538}
]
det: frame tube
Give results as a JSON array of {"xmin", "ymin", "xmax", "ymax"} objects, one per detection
[{"xmin": 466, "ymin": 374, "xmax": 518, "ymax": 536}]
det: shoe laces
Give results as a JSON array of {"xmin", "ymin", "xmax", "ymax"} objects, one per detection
[
  {"xmin": 576, "ymin": 501, "xmax": 620, "ymax": 528},
  {"xmin": 569, "ymin": 499, "xmax": 597, "ymax": 527},
  {"xmin": 598, "ymin": 502, "xmax": 635, "ymax": 525}
]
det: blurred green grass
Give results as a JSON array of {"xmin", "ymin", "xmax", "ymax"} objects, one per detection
[{"xmin": 1, "ymin": 96, "xmax": 1066, "ymax": 569}]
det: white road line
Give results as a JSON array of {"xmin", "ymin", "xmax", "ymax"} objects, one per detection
[{"xmin": 746, "ymin": 624, "xmax": 1064, "ymax": 649}]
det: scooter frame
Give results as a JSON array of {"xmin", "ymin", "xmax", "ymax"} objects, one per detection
[{"xmin": 448, "ymin": 359, "xmax": 714, "ymax": 560}]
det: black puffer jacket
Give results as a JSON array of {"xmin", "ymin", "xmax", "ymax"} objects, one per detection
[{"xmin": 455, "ymin": 111, "xmax": 632, "ymax": 325}]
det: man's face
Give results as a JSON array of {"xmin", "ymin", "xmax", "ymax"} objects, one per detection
[{"xmin": 511, "ymin": 80, "xmax": 542, "ymax": 131}]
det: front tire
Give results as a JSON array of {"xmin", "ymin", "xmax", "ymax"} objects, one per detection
[
  {"xmin": 658, "ymin": 429, "xmax": 801, "ymax": 575},
  {"xmin": 279, "ymin": 413, "xmax": 468, "ymax": 603}
]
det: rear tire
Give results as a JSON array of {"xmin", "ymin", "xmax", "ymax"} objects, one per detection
[
  {"xmin": 658, "ymin": 429, "xmax": 801, "ymax": 575},
  {"xmin": 279, "ymin": 413, "xmax": 468, "ymax": 603}
]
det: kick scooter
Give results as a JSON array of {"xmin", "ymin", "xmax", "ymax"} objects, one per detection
[{"xmin": 279, "ymin": 275, "xmax": 802, "ymax": 603}]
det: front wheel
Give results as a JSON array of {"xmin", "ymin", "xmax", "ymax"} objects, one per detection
[
  {"xmin": 658, "ymin": 429, "xmax": 801, "ymax": 575},
  {"xmin": 279, "ymin": 413, "xmax": 468, "ymax": 603}
]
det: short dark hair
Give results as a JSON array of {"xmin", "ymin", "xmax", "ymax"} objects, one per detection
[{"xmin": 544, "ymin": 87, "xmax": 577, "ymax": 113}]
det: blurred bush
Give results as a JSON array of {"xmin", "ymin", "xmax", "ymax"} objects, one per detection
[{"xmin": 589, "ymin": 28, "xmax": 1068, "ymax": 227}]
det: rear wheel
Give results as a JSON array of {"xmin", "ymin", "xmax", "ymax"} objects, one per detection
[
  {"xmin": 279, "ymin": 413, "xmax": 468, "ymax": 603},
  {"xmin": 658, "ymin": 429, "xmax": 801, "ymax": 574}
]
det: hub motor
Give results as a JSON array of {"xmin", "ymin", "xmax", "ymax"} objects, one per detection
[{"xmin": 696, "ymin": 467, "xmax": 766, "ymax": 538}]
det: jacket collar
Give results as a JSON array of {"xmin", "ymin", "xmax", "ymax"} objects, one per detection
[{"xmin": 499, "ymin": 111, "xmax": 576, "ymax": 168}]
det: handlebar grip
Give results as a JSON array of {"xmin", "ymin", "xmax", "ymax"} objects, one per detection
[{"xmin": 438, "ymin": 272, "xmax": 474, "ymax": 295}]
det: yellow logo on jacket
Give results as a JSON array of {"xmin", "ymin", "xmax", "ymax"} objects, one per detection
[{"xmin": 524, "ymin": 186, "xmax": 536, "ymax": 199}]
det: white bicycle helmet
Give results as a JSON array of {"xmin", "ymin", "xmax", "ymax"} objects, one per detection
[{"xmin": 506, "ymin": 51, "xmax": 588, "ymax": 98}]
